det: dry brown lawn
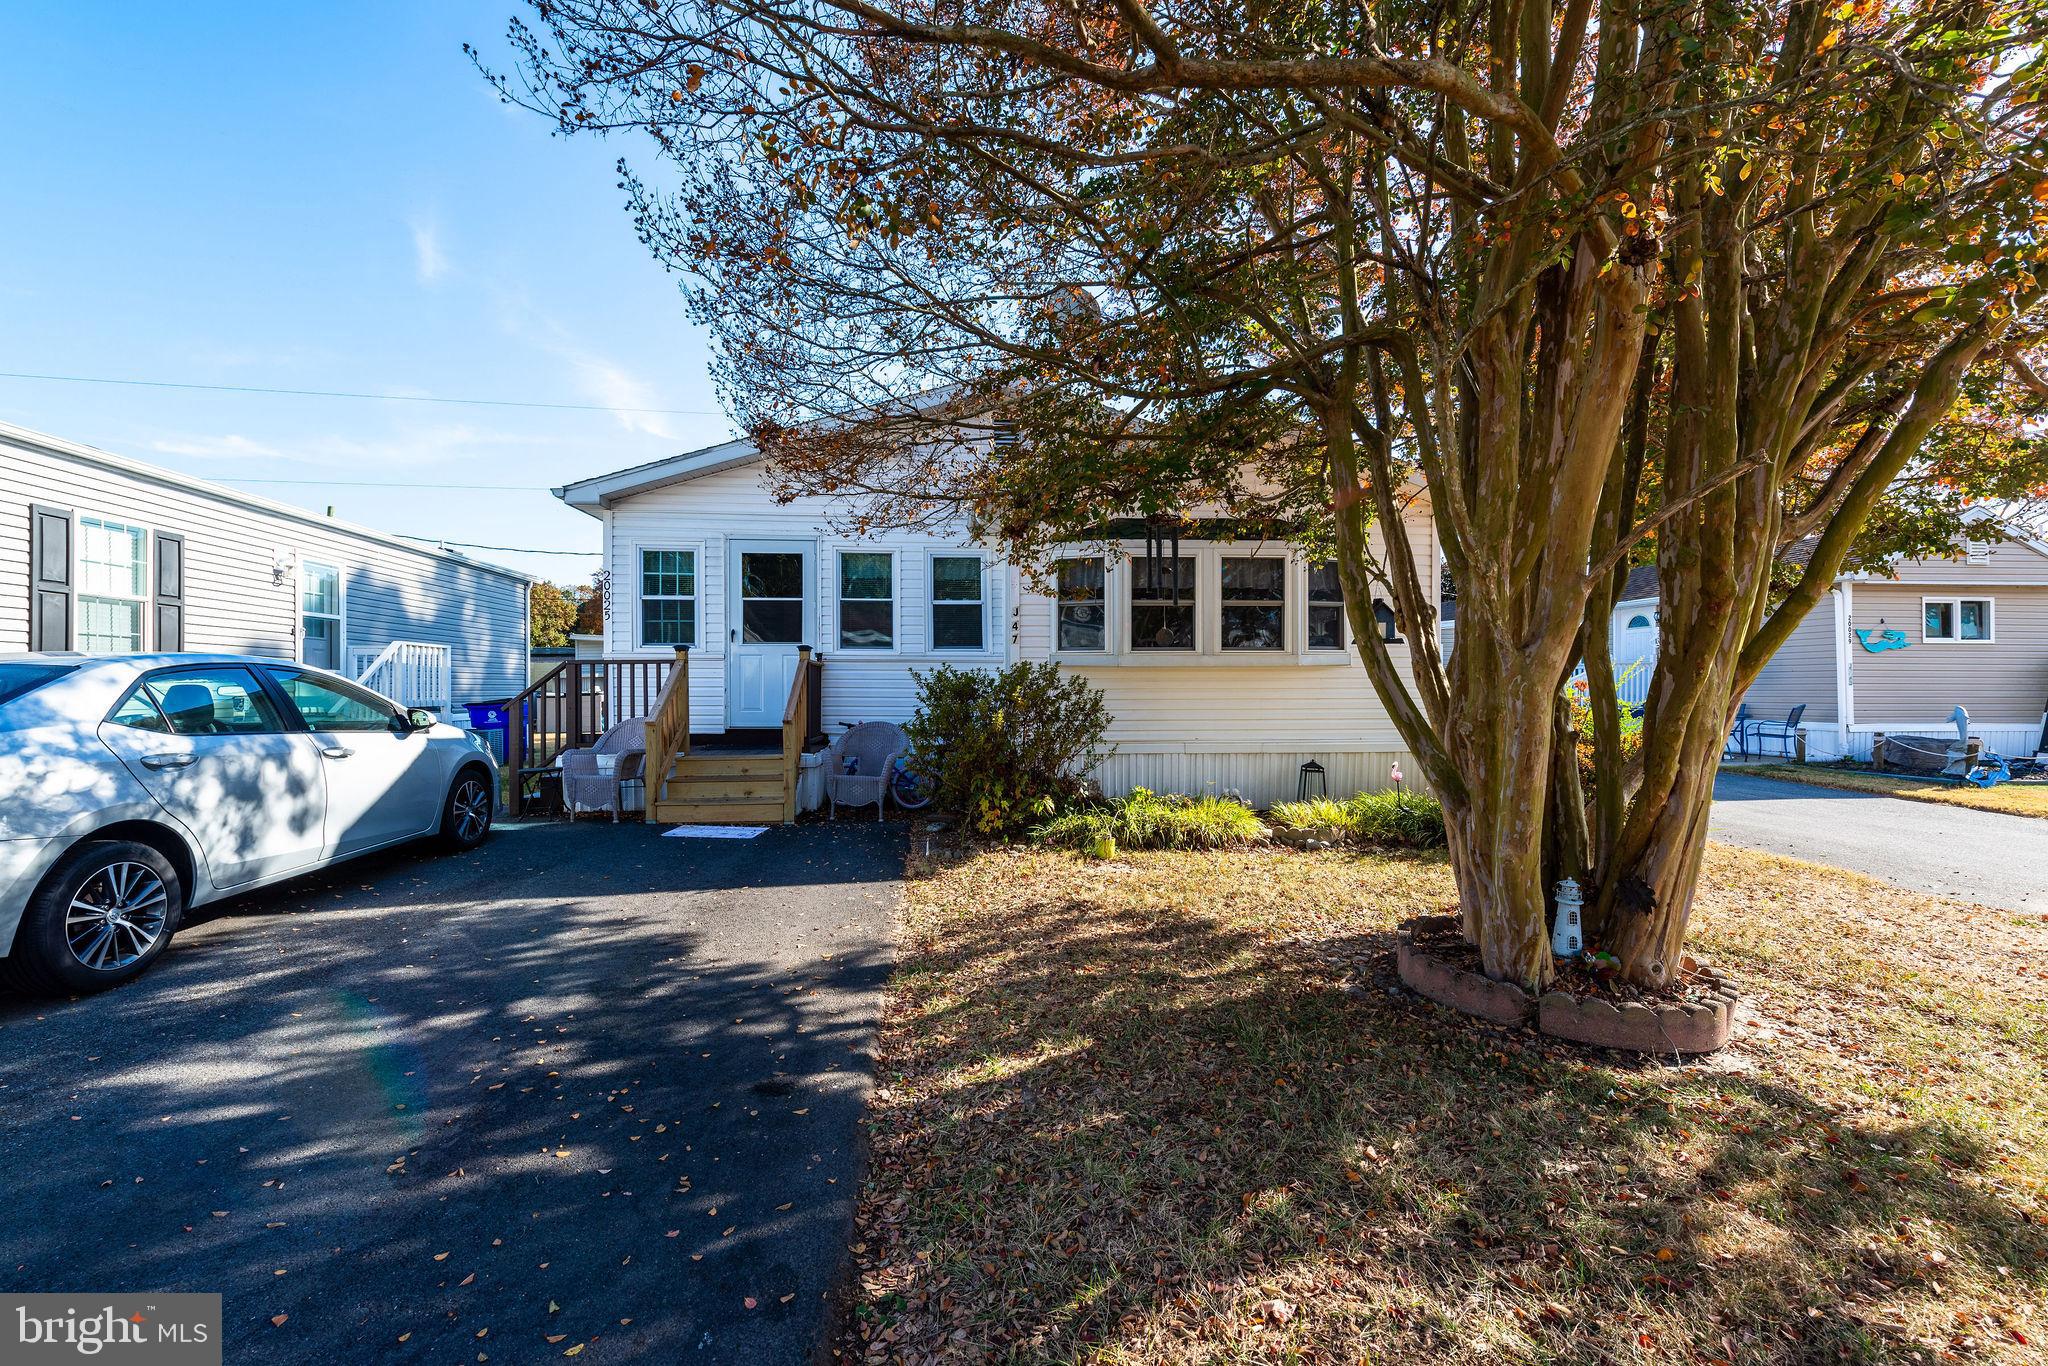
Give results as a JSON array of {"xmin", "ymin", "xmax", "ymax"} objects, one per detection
[
  {"xmin": 842, "ymin": 843, "xmax": 2048, "ymax": 1364},
  {"xmin": 1742, "ymin": 763, "xmax": 2048, "ymax": 819}
]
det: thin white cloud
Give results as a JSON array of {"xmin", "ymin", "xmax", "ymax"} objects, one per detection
[
  {"xmin": 485, "ymin": 284, "xmax": 682, "ymax": 439},
  {"xmin": 410, "ymin": 215, "xmax": 450, "ymax": 284}
]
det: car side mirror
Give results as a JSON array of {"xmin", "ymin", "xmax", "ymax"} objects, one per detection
[{"xmin": 405, "ymin": 708, "xmax": 437, "ymax": 733}]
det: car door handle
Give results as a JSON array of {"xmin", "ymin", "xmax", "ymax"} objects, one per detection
[
  {"xmin": 321, "ymin": 746, "xmax": 355, "ymax": 760},
  {"xmin": 139, "ymin": 753, "xmax": 196, "ymax": 770}
]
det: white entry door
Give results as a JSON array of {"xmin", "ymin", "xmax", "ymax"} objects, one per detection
[{"xmin": 726, "ymin": 539, "xmax": 814, "ymax": 728}]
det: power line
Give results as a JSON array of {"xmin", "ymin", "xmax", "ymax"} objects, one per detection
[
  {"xmin": 0, "ymin": 369, "xmax": 723, "ymax": 417},
  {"xmin": 392, "ymin": 533, "xmax": 598, "ymax": 556},
  {"xmin": 217, "ymin": 476, "xmax": 547, "ymax": 491}
]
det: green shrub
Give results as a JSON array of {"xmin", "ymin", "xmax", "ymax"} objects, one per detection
[
  {"xmin": 904, "ymin": 661, "xmax": 1113, "ymax": 836},
  {"xmin": 1268, "ymin": 797, "xmax": 1353, "ymax": 836},
  {"xmin": 1345, "ymin": 788, "xmax": 1448, "ymax": 848},
  {"xmin": 1034, "ymin": 787, "xmax": 1268, "ymax": 851}
]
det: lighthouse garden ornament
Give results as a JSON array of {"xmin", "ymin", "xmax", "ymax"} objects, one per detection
[{"xmin": 1551, "ymin": 878, "xmax": 1584, "ymax": 960}]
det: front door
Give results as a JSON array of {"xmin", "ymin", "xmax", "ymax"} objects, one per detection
[{"xmin": 727, "ymin": 539, "xmax": 814, "ymax": 729}]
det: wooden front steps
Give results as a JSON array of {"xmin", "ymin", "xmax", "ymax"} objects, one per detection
[
  {"xmin": 642, "ymin": 645, "xmax": 823, "ymax": 826},
  {"xmin": 650, "ymin": 750, "xmax": 789, "ymax": 824}
]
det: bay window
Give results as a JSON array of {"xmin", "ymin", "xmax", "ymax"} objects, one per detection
[
  {"xmin": 1130, "ymin": 555, "xmax": 1196, "ymax": 650},
  {"xmin": 1220, "ymin": 556, "xmax": 1285, "ymax": 650},
  {"xmin": 1055, "ymin": 556, "xmax": 1107, "ymax": 651}
]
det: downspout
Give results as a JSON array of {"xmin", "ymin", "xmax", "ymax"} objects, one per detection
[{"xmin": 1832, "ymin": 582, "xmax": 1854, "ymax": 752}]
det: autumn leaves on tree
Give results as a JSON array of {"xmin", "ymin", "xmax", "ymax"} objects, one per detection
[{"xmin": 484, "ymin": 0, "xmax": 2048, "ymax": 988}]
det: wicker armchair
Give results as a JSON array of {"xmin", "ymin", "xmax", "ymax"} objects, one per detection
[
  {"xmin": 827, "ymin": 722, "xmax": 907, "ymax": 822},
  {"xmin": 559, "ymin": 718, "xmax": 649, "ymax": 822}
]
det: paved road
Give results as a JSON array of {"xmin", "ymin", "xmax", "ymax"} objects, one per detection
[
  {"xmin": 0, "ymin": 819, "xmax": 903, "ymax": 1365},
  {"xmin": 1710, "ymin": 772, "xmax": 2046, "ymax": 913}
]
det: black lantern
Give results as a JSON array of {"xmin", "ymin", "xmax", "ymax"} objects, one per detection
[{"xmin": 1297, "ymin": 759, "xmax": 1328, "ymax": 801}]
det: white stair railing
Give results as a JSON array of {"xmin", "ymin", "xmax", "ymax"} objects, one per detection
[{"xmin": 350, "ymin": 640, "xmax": 453, "ymax": 711}]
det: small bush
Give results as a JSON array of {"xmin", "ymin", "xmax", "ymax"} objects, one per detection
[
  {"xmin": 1268, "ymin": 798, "xmax": 1353, "ymax": 836},
  {"xmin": 1034, "ymin": 787, "xmax": 1268, "ymax": 851},
  {"xmin": 1346, "ymin": 788, "xmax": 1448, "ymax": 848},
  {"xmin": 904, "ymin": 661, "xmax": 1113, "ymax": 836}
]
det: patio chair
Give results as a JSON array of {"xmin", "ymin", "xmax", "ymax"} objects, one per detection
[
  {"xmin": 559, "ymin": 718, "xmax": 648, "ymax": 822},
  {"xmin": 827, "ymin": 722, "xmax": 907, "ymax": 822},
  {"xmin": 1724, "ymin": 702, "xmax": 1753, "ymax": 757},
  {"xmin": 1746, "ymin": 704, "xmax": 1806, "ymax": 759}
]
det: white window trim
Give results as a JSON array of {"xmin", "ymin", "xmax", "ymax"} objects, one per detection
[
  {"xmin": 1919, "ymin": 594, "xmax": 1994, "ymax": 644},
  {"xmin": 635, "ymin": 544, "xmax": 703, "ymax": 651},
  {"xmin": 834, "ymin": 547, "xmax": 900, "ymax": 653},
  {"xmin": 1049, "ymin": 552, "xmax": 1114, "ymax": 658},
  {"xmin": 76, "ymin": 512, "xmax": 151, "ymax": 654},
  {"xmin": 298, "ymin": 558, "xmax": 345, "ymax": 666},
  {"xmin": 1217, "ymin": 548, "xmax": 1290, "ymax": 653},
  {"xmin": 927, "ymin": 550, "xmax": 989, "ymax": 653},
  {"xmin": 1303, "ymin": 556, "xmax": 1348, "ymax": 655}
]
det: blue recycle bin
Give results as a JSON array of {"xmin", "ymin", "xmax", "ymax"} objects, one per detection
[{"xmin": 462, "ymin": 701, "xmax": 511, "ymax": 761}]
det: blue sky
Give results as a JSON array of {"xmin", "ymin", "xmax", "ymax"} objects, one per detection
[{"xmin": 0, "ymin": 2, "xmax": 733, "ymax": 585}]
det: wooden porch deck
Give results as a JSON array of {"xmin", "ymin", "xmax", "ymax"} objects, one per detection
[{"xmin": 504, "ymin": 648, "xmax": 824, "ymax": 824}]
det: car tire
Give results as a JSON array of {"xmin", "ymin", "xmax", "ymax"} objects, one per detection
[
  {"xmin": 439, "ymin": 767, "xmax": 494, "ymax": 851},
  {"xmin": 0, "ymin": 841, "xmax": 184, "ymax": 997}
]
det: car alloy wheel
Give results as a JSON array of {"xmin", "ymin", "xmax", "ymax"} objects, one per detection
[
  {"xmin": 452, "ymin": 777, "xmax": 491, "ymax": 843},
  {"xmin": 65, "ymin": 860, "xmax": 171, "ymax": 972}
]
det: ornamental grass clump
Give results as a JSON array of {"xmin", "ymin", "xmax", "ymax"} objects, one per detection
[
  {"xmin": 1267, "ymin": 798, "xmax": 1353, "ymax": 840},
  {"xmin": 1034, "ymin": 787, "xmax": 1267, "ymax": 852},
  {"xmin": 1345, "ymin": 789, "xmax": 1448, "ymax": 849}
]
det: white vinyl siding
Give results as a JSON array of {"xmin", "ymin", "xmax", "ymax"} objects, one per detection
[{"xmin": 0, "ymin": 426, "xmax": 531, "ymax": 704}]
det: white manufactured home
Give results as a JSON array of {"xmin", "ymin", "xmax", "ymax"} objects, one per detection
[
  {"xmin": 1, "ymin": 421, "xmax": 532, "ymax": 710},
  {"xmin": 553, "ymin": 437, "xmax": 1435, "ymax": 815}
]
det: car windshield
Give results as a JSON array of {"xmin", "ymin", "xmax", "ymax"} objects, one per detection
[{"xmin": 0, "ymin": 663, "xmax": 77, "ymax": 706}]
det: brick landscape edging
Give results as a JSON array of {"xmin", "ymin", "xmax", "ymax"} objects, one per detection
[
  {"xmin": 1537, "ymin": 965, "xmax": 1735, "ymax": 1053},
  {"xmin": 1395, "ymin": 915, "xmax": 1535, "ymax": 1026},
  {"xmin": 1394, "ymin": 917, "xmax": 1736, "ymax": 1052}
]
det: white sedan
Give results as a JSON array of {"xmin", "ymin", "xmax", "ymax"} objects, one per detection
[{"xmin": 0, "ymin": 653, "xmax": 498, "ymax": 995}]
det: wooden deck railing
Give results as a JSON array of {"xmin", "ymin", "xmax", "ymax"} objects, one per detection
[
  {"xmin": 504, "ymin": 655, "xmax": 680, "ymax": 815},
  {"xmin": 780, "ymin": 647, "xmax": 820, "ymax": 823},
  {"xmin": 642, "ymin": 647, "xmax": 692, "ymax": 819}
]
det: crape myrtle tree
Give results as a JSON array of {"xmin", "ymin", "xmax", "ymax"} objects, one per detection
[{"xmin": 481, "ymin": 0, "xmax": 2048, "ymax": 988}]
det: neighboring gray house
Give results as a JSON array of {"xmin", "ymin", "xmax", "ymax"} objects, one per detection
[
  {"xmin": 1743, "ymin": 531, "xmax": 2048, "ymax": 760},
  {"xmin": 1614, "ymin": 529, "xmax": 2047, "ymax": 760},
  {"xmin": 1, "ymin": 420, "xmax": 531, "ymax": 710}
]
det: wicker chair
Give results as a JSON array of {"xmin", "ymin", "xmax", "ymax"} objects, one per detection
[
  {"xmin": 827, "ymin": 722, "xmax": 907, "ymax": 822},
  {"xmin": 559, "ymin": 718, "xmax": 649, "ymax": 822}
]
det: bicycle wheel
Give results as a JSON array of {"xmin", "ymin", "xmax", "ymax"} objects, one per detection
[{"xmin": 890, "ymin": 757, "xmax": 934, "ymax": 810}]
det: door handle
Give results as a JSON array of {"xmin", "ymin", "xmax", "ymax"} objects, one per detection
[
  {"xmin": 139, "ymin": 753, "xmax": 196, "ymax": 770},
  {"xmin": 321, "ymin": 746, "xmax": 355, "ymax": 760}
]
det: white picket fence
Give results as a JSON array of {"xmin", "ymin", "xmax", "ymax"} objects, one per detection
[{"xmin": 349, "ymin": 640, "xmax": 453, "ymax": 711}]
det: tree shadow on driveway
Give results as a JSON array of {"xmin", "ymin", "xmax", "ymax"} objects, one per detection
[{"xmin": 0, "ymin": 818, "xmax": 904, "ymax": 1365}]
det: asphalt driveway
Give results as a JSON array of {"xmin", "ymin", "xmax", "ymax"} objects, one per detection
[
  {"xmin": 1710, "ymin": 771, "xmax": 2045, "ymax": 914},
  {"xmin": 0, "ymin": 818, "xmax": 904, "ymax": 1364}
]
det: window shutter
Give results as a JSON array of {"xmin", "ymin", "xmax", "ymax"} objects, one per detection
[
  {"xmin": 29, "ymin": 503, "xmax": 74, "ymax": 651},
  {"xmin": 154, "ymin": 530, "xmax": 186, "ymax": 651}
]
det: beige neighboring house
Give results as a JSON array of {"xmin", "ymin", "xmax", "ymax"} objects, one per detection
[{"xmin": 1740, "ymin": 527, "xmax": 2048, "ymax": 761}]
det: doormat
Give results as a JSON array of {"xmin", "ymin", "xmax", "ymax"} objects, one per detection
[{"xmin": 663, "ymin": 824, "xmax": 769, "ymax": 839}]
